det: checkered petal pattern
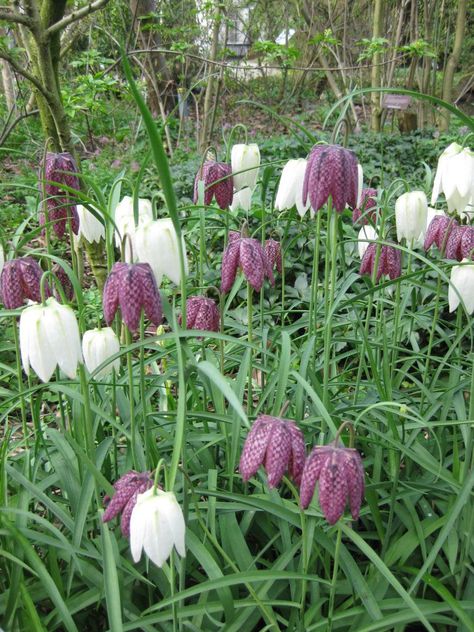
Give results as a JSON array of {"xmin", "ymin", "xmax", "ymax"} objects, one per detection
[
  {"xmin": 0, "ymin": 257, "xmax": 47, "ymax": 309},
  {"xmin": 239, "ymin": 415, "xmax": 306, "ymax": 488},
  {"xmin": 185, "ymin": 296, "xmax": 220, "ymax": 332},
  {"xmin": 300, "ymin": 444, "xmax": 365, "ymax": 524},
  {"xmin": 102, "ymin": 471, "xmax": 153, "ymax": 538},
  {"xmin": 194, "ymin": 160, "xmax": 233, "ymax": 209},
  {"xmin": 303, "ymin": 144, "xmax": 359, "ymax": 213}
]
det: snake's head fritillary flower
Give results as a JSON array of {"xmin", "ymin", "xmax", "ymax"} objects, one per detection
[
  {"xmin": 51, "ymin": 263, "xmax": 74, "ymax": 302},
  {"xmin": 239, "ymin": 414, "xmax": 306, "ymax": 488},
  {"xmin": 359, "ymin": 242, "xmax": 402, "ymax": 281},
  {"xmin": 424, "ymin": 215, "xmax": 457, "ymax": 254},
  {"xmin": 82, "ymin": 327, "xmax": 120, "ymax": 378},
  {"xmin": 303, "ymin": 144, "xmax": 359, "ymax": 213},
  {"xmin": 448, "ymin": 260, "xmax": 474, "ymax": 314},
  {"xmin": 113, "ymin": 195, "xmax": 153, "ymax": 256},
  {"xmin": 231, "ymin": 143, "xmax": 260, "ymax": 192},
  {"xmin": 183, "ymin": 296, "xmax": 220, "ymax": 332},
  {"xmin": 40, "ymin": 153, "xmax": 80, "ymax": 237},
  {"xmin": 352, "ymin": 188, "xmax": 377, "ymax": 225},
  {"xmin": 395, "ymin": 191, "xmax": 428, "ymax": 243},
  {"xmin": 357, "ymin": 226, "xmax": 378, "ymax": 259},
  {"xmin": 19, "ymin": 297, "xmax": 82, "ymax": 382},
  {"xmin": 264, "ymin": 239, "xmax": 282, "ymax": 274},
  {"xmin": 130, "ymin": 488, "xmax": 186, "ymax": 568},
  {"xmin": 221, "ymin": 236, "xmax": 274, "ymax": 293},
  {"xmin": 103, "ymin": 262, "xmax": 162, "ymax": 332},
  {"xmin": 445, "ymin": 225, "xmax": 474, "ymax": 261},
  {"xmin": 0, "ymin": 257, "xmax": 48, "ymax": 309},
  {"xmin": 300, "ymin": 442, "xmax": 365, "ymax": 524},
  {"xmin": 431, "ymin": 143, "xmax": 474, "ymax": 215},
  {"xmin": 75, "ymin": 204, "xmax": 105, "ymax": 244},
  {"xmin": 275, "ymin": 159, "xmax": 310, "ymax": 217},
  {"xmin": 194, "ymin": 161, "xmax": 233, "ymax": 210},
  {"xmin": 102, "ymin": 471, "xmax": 153, "ymax": 537},
  {"xmin": 134, "ymin": 218, "xmax": 188, "ymax": 287}
]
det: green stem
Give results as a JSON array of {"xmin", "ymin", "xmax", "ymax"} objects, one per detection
[
  {"xmin": 125, "ymin": 328, "xmax": 137, "ymax": 469},
  {"xmin": 308, "ymin": 212, "xmax": 322, "ymax": 340},
  {"xmin": 12, "ymin": 317, "xmax": 28, "ymax": 448},
  {"xmin": 327, "ymin": 525, "xmax": 342, "ymax": 632},
  {"xmin": 323, "ymin": 202, "xmax": 337, "ymax": 413},
  {"xmin": 78, "ymin": 363, "xmax": 95, "ymax": 460},
  {"xmin": 199, "ymin": 208, "xmax": 206, "ymax": 288}
]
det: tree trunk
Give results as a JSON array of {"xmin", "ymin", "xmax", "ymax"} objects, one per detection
[
  {"xmin": 199, "ymin": 0, "xmax": 222, "ymax": 153},
  {"xmin": 439, "ymin": 0, "xmax": 466, "ymax": 130},
  {"xmin": 370, "ymin": 0, "xmax": 384, "ymax": 132}
]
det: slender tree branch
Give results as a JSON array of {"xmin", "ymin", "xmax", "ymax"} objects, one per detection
[
  {"xmin": 45, "ymin": 0, "xmax": 111, "ymax": 36},
  {"xmin": 0, "ymin": 50, "xmax": 51, "ymax": 98},
  {"xmin": 0, "ymin": 8, "xmax": 33, "ymax": 27},
  {"xmin": 0, "ymin": 107, "xmax": 38, "ymax": 146}
]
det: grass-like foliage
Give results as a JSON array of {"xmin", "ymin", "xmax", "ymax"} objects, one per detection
[{"xmin": 0, "ymin": 77, "xmax": 473, "ymax": 632}]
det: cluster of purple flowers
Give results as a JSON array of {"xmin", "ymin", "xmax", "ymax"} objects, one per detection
[{"xmin": 239, "ymin": 414, "xmax": 365, "ymax": 525}]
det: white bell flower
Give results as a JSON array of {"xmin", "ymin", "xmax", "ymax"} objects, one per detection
[
  {"xmin": 20, "ymin": 297, "xmax": 82, "ymax": 383},
  {"xmin": 448, "ymin": 260, "xmax": 474, "ymax": 315},
  {"xmin": 130, "ymin": 488, "xmax": 186, "ymax": 568},
  {"xmin": 231, "ymin": 143, "xmax": 260, "ymax": 191},
  {"xmin": 275, "ymin": 159, "xmax": 310, "ymax": 217},
  {"xmin": 357, "ymin": 225, "xmax": 378, "ymax": 258},
  {"xmin": 230, "ymin": 187, "xmax": 253, "ymax": 212},
  {"xmin": 114, "ymin": 196, "xmax": 153, "ymax": 259},
  {"xmin": 431, "ymin": 143, "xmax": 474, "ymax": 215},
  {"xmin": 82, "ymin": 327, "xmax": 120, "ymax": 378},
  {"xmin": 76, "ymin": 204, "xmax": 105, "ymax": 244},
  {"xmin": 134, "ymin": 218, "xmax": 188, "ymax": 287},
  {"xmin": 395, "ymin": 191, "xmax": 428, "ymax": 243}
]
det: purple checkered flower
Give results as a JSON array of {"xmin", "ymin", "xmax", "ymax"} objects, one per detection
[
  {"xmin": 300, "ymin": 442, "xmax": 365, "ymax": 524},
  {"xmin": 102, "ymin": 470, "xmax": 153, "ymax": 538},
  {"xmin": 51, "ymin": 263, "xmax": 74, "ymax": 302},
  {"xmin": 103, "ymin": 262, "xmax": 162, "ymax": 332},
  {"xmin": 183, "ymin": 296, "xmax": 220, "ymax": 332},
  {"xmin": 194, "ymin": 161, "xmax": 233, "ymax": 210},
  {"xmin": 303, "ymin": 144, "xmax": 359, "ymax": 213},
  {"xmin": 264, "ymin": 239, "xmax": 282, "ymax": 274},
  {"xmin": 0, "ymin": 257, "xmax": 48, "ymax": 309},
  {"xmin": 221, "ymin": 236, "xmax": 274, "ymax": 293},
  {"xmin": 445, "ymin": 225, "xmax": 474, "ymax": 261},
  {"xmin": 40, "ymin": 152, "xmax": 80, "ymax": 237},
  {"xmin": 352, "ymin": 188, "xmax": 377, "ymax": 225},
  {"xmin": 424, "ymin": 216, "xmax": 457, "ymax": 254},
  {"xmin": 359, "ymin": 242, "xmax": 402, "ymax": 281},
  {"xmin": 239, "ymin": 414, "xmax": 306, "ymax": 488}
]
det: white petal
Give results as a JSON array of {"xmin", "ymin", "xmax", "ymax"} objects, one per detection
[
  {"xmin": 129, "ymin": 496, "xmax": 148, "ymax": 563},
  {"xmin": 230, "ymin": 187, "xmax": 253, "ymax": 212},
  {"xmin": 449, "ymin": 262, "xmax": 474, "ymax": 314},
  {"xmin": 22, "ymin": 305, "xmax": 57, "ymax": 382},
  {"xmin": 43, "ymin": 299, "xmax": 82, "ymax": 379}
]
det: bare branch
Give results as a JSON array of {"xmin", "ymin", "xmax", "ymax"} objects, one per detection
[
  {"xmin": 45, "ymin": 0, "xmax": 111, "ymax": 36},
  {"xmin": 0, "ymin": 107, "xmax": 38, "ymax": 146},
  {"xmin": 0, "ymin": 8, "xmax": 33, "ymax": 27},
  {"xmin": 0, "ymin": 50, "xmax": 51, "ymax": 99}
]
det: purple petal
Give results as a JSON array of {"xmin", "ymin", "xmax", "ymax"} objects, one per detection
[
  {"xmin": 319, "ymin": 452, "xmax": 349, "ymax": 524},
  {"xmin": 264, "ymin": 422, "xmax": 292, "ymax": 487},
  {"xmin": 0, "ymin": 261, "xmax": 24, "ymax": 309},
  {"xmin": 343, "ymin": 449, "xmax": 365, "ymax": 521},
  {"xmin": 221, "ymin": 240, "xmax": 241, "ymax": 293},
  {"xmin": 240, "ymin": 239, "xmax": 265, "ymax": 291},
  {"xmin": 137, "ymin": 263, "xmax": 162, "ymax": 326},
  {"xmin": 103, "ymin": 265, "xmax": 121, "ymax": 325},
  {"xmin": 120, "ymin": 265, "xmax": 144, "ymax": 331},
  {"xmin": 300, "ymin": 448, "xmax": 328, "ymax": 509},
  {"xmin": 239, "ymin": 417, "xmax": 272, "ymax": 482},
  {"xmin": 287, "ymin": 422, "xmax": 306, "ymax": 486}
]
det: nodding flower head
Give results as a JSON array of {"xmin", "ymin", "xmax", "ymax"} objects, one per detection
[
  {"xmin": 445, "ymin": 225, "xmax": 474, "ymax": 261},
  {"xmin": 221, "ymin": 235, "xmax": 274, "ymax": 293},
  {"xmin": 183, "ymin": 296, "xmax": 220, "ymax": 333},
  {"xmin": 239, "ymin": 414, "xmax": 306, "ymax": 488},
  {"xmin": 194, "ymin": 161, "xmax": 233, "ymax": 210},
  {"xmin": 0, "ymin": 257, "xmax": 48, "ymax": 309},
  {"xmin": 303, "ymin": 144, "xmax": 359, "ymax": 213},
  {"xmin": 424, "ymin": 215, "xmax": 457, "ymax": 254},
  {"xmin": 352, "ymin": 188, "xmax": 377, "ymax": 225},
  {"xmin": 359, "ymin": 242, "xmax": 402, "ymax": 281},
  {"xmin": 102, "ymin": 471, "xmax": 153, "ymax": 538},
  {"xmin": 264, "ymin": 239, "xmax": 282, "ymax": 274},
  {"xmin": 40, "ymin": 152, "xmax": 80, "ymax": 238},
  {"xmin": 300, "ymin": 442, "xmax": 365, "ymax": 524},
  {"xmin": 102, "ymin": 262, "xmax": 162, "ymax": 332}
]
